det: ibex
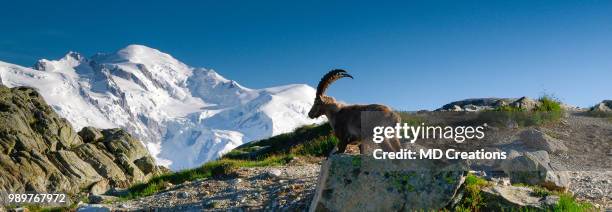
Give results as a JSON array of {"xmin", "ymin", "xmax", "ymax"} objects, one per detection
[{"xmin": 308, "ymin": 69, "xmax": 402, "ymax": 154}]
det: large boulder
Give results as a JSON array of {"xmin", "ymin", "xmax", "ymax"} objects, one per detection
[
  {"xmin": 590, "ymin": 100, "xmax": 612, "ymax": 112},
  {"xmin": 0, "ymin": 85, "xmax": 165, "ymax": 194},
  {"xmin": 310, "ymin": 154, "xmax": 467, "ymax": 211},
  {"xmin": 78, "ymin": 127, "xmax": 103, "ymax": 143},
  {"xmin": 501, "ymin": 151, "xmax": 570, "ymax": 191},
  {"xmin": 518, "ymin": 129, "xmax": 568, "ymax": 154},
  {"xmin": 480, "ymin": 184, "xmax": 560, "ymax": 210},
  {"xmin": 510, "ymin": 97, "xmax": 540, "ymax": 111}
]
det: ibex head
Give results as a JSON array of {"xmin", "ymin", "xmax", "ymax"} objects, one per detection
[{"xmin": 308, "ymin": 69, "xmax": 353, "ymax": 119}]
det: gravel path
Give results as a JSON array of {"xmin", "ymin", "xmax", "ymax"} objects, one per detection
[
  {"xmin": 569, "ymin": 171, "xmax": 612, "ymax": 209},
  {"xmin": 107, "ymin": 162, "xmax": 320, "ymax": 211}
]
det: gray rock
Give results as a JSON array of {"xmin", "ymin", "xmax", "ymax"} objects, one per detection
[
  {"xmin": 134, "ymin": 156, "xmax": 156, "ymax": 174},
  {"xmin": 591, "ymin": 100, "xmax": 612, "ymax": 112},
  {"xmin": 89, "ymin": 179, "xmax": 110, "ymax": 195},
  {"xmin": 79, "ymin": 127, "xmax": 103, "ymax": 143},
  {"xmin": 0, "ymin": 85, "xmax": 166, "ymax": 194},
  {"xmin": 480, "ymin": 184, "xmax": 558, "ymax": 210},
  {"xmin": 451, "ymin": 105, "xmax": 464, "ymax": 112},
  {"xmin": 519, "ymin": 129, "xmax": 568, "ymax": 153},
  {"xmin": 511, "ymin": 97, "xmax": 539, "ymax": 111},
  {"xmin": 106, "ymin": 187, "xmax": 129, "ymax": 196},
  {"xmin": 266, "ymin": 168, "xmax": 283, "ymax": 179},
  {"xmin": 205, "ymin": 199, "xmax": 220, "ymax": 208},
  {"xmin": 310, "ymin": 154, "xmax": 467, "ymax": 211},
  {"xmin": 495, "ymin": 99, "xmax": 510, "ymax": 107},
  {"xmin": 438, "ymin": 98, "xmax": 514, "ymax": 111},
  {"xmin": 11, "ymin": 208, "xmax": 29, "ymax": 212},
  {"xmin": 481, "ymin": 185, "xmax": 542, "ymax": 209},
  {"xmin": 231, "ymin": 178, "xmax": 243, "ymax": 185},
  {"xmin": 542, "ymin": 195, "xmax": 560, "ymax": 207},
  {"xmin": 177, "ymin": 191, "xmax": 190, "ymax": 199},
  {"xmin": 501, "ymin": 151, "xmax": 570, "ymax": 191},
  {"xmin": 463, "ymin": 104, "xmax": 481, "ymax": 112}
]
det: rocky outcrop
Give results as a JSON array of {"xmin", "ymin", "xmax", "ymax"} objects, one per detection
[
  {"xmin": 0, "ymin": 85, "xmax": 164, "ymax": 194},
  {"xmin": 518, "ymin": 129, "xmax": 568, "ymax": 154},
  {"xmin": 437, "ymin": 97, "xmax": 547, "ymax": 112},
  {"xmin": 590, "ymin": 100, "xmax": 612, "ymax": 112},
  {"xmin": 510, "ymin": 97, "xmax": 540, "ymax": 111},
  {"xmin": 438, "ymin": 98, "xmax": 515, "ymax": 111},
  {"xmin": 501, "ymin": 151, "xmax": 570, "ymax": 191},
  {"xmin": 310, "ymin": 154, "xmax": 467, "ymax": 211}
]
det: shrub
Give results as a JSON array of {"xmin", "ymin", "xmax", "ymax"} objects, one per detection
[
  {"xmin": 553, "ymin": 194, "xmax": 594, "ymax": 211},
  {"xmin": 456, "ymin": 173, "xmax": 489, "ymax": 211},
  {"xmin": 477, "ymin": 95, "xmax": 564, "ymax": 127},
  {"xmin": 535, "ymin": 95, "xmax": 563, "ymax": 113}
]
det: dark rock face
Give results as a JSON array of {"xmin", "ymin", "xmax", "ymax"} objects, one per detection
[{"xmin": 0, "ymin": 85, "xmax": 164, "ymax": 194}]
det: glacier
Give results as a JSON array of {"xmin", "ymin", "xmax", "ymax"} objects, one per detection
[{"xmin": 0, "ymin": 45, "xmax": 324, "ymax": 170}]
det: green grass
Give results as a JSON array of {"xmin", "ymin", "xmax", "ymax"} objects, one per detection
[
  {"xmin": 496, "ymin": 105, "xmax": 527, "ymax": 112},
  {"xmin": 553, "ymin": 194, "xmax": 594, "ymax": 212},
  {"xmin": 225, "ymin": 124, "xmax": 334, "ymax": 160},
  {"xmin": 453, "ymin": 177, "xmax": 595, "ymax": 212},
  {"xmin": 122, "ymin": 123, "xmax": 338, "ymax": 199},
  {"xmin": 477, "ymin": 95, "xmax": 564, "ymax": 127},
  {"xmin": 508, "ymin": 184, "xmax": 595, "ymax": 211},
  {"xmin": 534, "ymin": 95, "xmax": 563, "ymax": 113},
  {"xmin": 511, "ymin": 183, "xmax": 553, "ymax": 197},
  {"xmin": 124, "ymin": 154, "xmax": 294, "ymax": 198},
  {"xmin": 291, "ymin": 135, "xmax": 339, "ymax": 156},
  {"xmin": 458, "ymin": 173, "xmax": 490, "ymax": 211},
  {"xmin": 397, "ymin": 111, "xmax": 427, "ymax": 126},
  {"xmin": 6, "ymin": 204, "xmax": 75, "ymax": 212}
]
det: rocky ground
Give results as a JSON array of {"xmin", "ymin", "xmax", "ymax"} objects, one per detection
[
  {"xmin": 76, "ymin": 108, "xmax": 612, "ymax": 211},
  {"xmin": 2, "ymin": 94, "xmax": 610, "ymax": 211},
  {"xmin": 569, "ymin": 171, "xmax": 612, "ymax": 209},
  {"xmin": 82, "ymin": 159, "xmax": 321, "ymax": 211}
]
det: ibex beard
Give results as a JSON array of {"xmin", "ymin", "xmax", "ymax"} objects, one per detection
[{"xmin": 308, "ymin": 69, "xmax": 402, "ymax": 155}]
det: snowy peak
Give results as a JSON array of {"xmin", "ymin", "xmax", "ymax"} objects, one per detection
[
  {"xmin": 0, "ymin": 44, "xmax": 324, "ymax": 170},
  {"xmin": 189, "ymin": 68, "xmax": 257, "ymax": 107},
  {"xmin": 117, "ymin": 44, "xmax": 175, "ymax": 61},
  {"xmin": 33, "ymin": 51, "xmax": 88, "ymax": 72},
  {"xmin": 62, "ymin": 51, "xmax": 88, "ymax": 63}
]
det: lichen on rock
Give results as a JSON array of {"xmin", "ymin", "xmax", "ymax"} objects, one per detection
[{"xmin": 0, "ymin": 85, "xmax": 165, "ymax": 194}]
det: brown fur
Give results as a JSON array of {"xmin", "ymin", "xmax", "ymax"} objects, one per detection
[{"xmin": 308, "ymin": 70, "xmax": 402, "ymax": 154}]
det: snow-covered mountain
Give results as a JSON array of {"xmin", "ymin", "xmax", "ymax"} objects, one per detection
[{"xmin": 0, "ymin": 45, "xmax": 324, "ymax": 170}]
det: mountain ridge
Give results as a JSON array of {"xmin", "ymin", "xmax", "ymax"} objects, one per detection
[{"xmin": 0, "ymin": 45, "xmax": 324, "ymax": 170}]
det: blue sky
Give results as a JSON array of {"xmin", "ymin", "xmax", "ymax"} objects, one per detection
[{"xmin": 1, "ymin": 0, "xmax": 611, "ymax": 110}]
